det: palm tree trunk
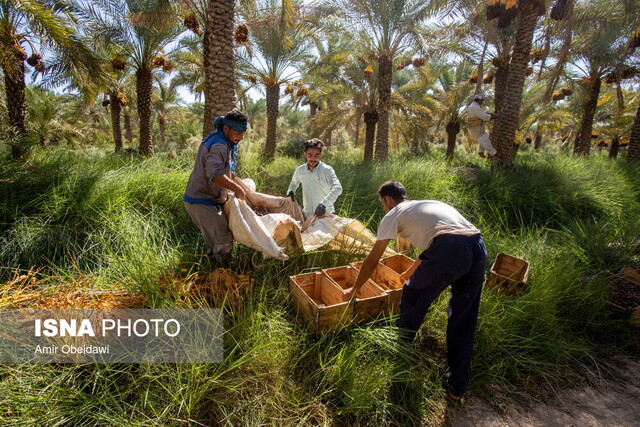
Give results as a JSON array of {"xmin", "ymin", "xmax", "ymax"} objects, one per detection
[
  {"xmin": 354, "ymin": 112, "xmax": 361, "ymax": 147},
  {"xmin": 534, "ymin": 130, "xmax": 542, "ymax": 151},
  {"xmin": 363, "ymin": 111, "xmax": 378, "ymax": 162},
  {"xmin": 489, "ymin": 61, "xmax": 509, "ymax": 151},
  {"xmin": 445, "ymin": 121, "xmax": 460, "ymax": 160},
  {"xmin": 124, "ymin": 108, "xmax": 133, "ymax": 145},
  {"xmin": 158, "ymin": 114, "xmax": 166, "ymax": 147},
  {"xmin": 628, "ymin": 102, "xmax": 640, "ymax": 163},
  {"xmin": 493, "ymin": 63, "xmax": 509, "ymax": 116},
  {"xmin": 609, "ymin": 135, "xmax": 620, "ymax": 159},
  {"xmin": 3, "ymin": 55, "xmax": 28, "ymax": 158},
  {"xmin": 491, "ymin": 4, "xmax": 541, "ymax": 169},
  {"xmin": 375, "ymin": 53, "xmax": 393, "ymax": 162},
  {"xmin": 109, "ymin": 91, "xmax": 123, "ymax": 152},
  {"xmin": 324, "ymin": 126, "xmax": 333, "ymax": 147},
  {"xmin": 263, "ymin": 83, "xmax": 280, "ymax": 160},
  {"xmin": 574, "ymin": 71, "xmax": 601, "ymax": 156},
  {"xmin": 136, "ymin": 67, "xmax": 154, "ymax": 155},
  {"xmin": 203, "ymin": 0, "xmax": 236, "ymax": 137}
]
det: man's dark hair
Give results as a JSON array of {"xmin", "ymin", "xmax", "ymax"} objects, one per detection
[
  {"xmin": 303, "ymin": 138, "xmax": 324, "ymax": 152},
  {"xmin": 225, "ymin": 109, "xmax": 248, "ymax": 123},
  {"xmin": 377, "ymin": 181, "xmax": 408, "ymax": 203}
]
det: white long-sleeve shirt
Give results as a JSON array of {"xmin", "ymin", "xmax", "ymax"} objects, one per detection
[
  {"xmin": 467, "ymin": 101, "xmax": 491, "ymax": 138},
  {"xmin": 287, "ymin": 161, "xmax": 342, "ymax": 217}
]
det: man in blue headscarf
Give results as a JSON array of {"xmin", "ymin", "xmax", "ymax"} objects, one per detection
[{"xmin": 184, "ymin": 109, "xmax": 248, "ymax": 267}]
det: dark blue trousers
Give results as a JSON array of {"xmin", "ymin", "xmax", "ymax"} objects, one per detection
[{"xmin": 398, "ymin": 233, "xmax": 487, "ymax": 396}]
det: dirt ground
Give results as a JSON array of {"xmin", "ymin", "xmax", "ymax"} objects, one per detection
[{"xmin": 446, "ymin": 356, "xmax": 640, "ymax": 427}]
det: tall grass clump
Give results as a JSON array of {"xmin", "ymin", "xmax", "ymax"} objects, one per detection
[{"xmin": 1, "ymin": 146, "xmax": 639, "ymax": 425}]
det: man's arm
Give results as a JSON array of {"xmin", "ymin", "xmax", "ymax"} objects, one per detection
[
  {"xmin": 320, "ymin": 166, "xmax": 342, "ymax": 207},
  {"xmin": 287, "ymin": 168, "xmax": 300, "ymax": 195},
  {"xmin": 343, "ymin": 239, "xmax": 390, "ymax": 301},
  {"xmin": 468, "ymin": 102, "xmax": 492, "ymax": 122},
  {"xmin": 214, "ymin": 174, "xmax": 246, "ymax": 200},
  {"xmin": 203, "ymin": 145, "xmax": 246, "ymax": 200}
]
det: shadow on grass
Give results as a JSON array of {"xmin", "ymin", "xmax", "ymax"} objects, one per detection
[{"xmin": 466, "ymin": 160, "xmax": 619, "ymax": 232}]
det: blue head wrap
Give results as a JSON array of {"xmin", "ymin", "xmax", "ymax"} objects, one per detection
[{"xmin": 214, "ymin": 116, "xmax": 248, "ymax": 133}]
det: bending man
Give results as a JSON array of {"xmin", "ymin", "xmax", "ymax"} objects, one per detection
[{"xmin": 343, "ymin": 181, "xmax": 487, "ymax": 401}]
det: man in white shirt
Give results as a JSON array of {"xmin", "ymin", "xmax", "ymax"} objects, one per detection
[
  {"xmin": 467, "ymin": 93, "xmax": 498, "ymax": 157},
  {"xmin": 343, "ymin": 181, "xmax": 487, "ymax": 401},
  {"xmin": 287, "ymin": 138, "xmax": 342, "ymax": 218}
]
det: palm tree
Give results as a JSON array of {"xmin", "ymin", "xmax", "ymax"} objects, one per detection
[
  {"xmin": 78, "ymin": 0, "xmax": 183, "ymax": 155},
  {"xmin": 595, "ymin": 87, "xmax": 638, "ymax": 159},
  {"xmin": 153, "ymin": 77, "xmax": 180, "ymax": 147},
  {"xmin": 430, "ymin": 62, "xmax": 475, "ymax": 159},
  {"xmin": 204, "ymin": 0, "xmax": 237, "ymax": 135},
  {"xmin": 519, "ymin": 80, "xmax": 575, "ymax": 152},
  {"xmin": 0, "ymin": 0, "xmax": 94, "ymax": 158},
  {"xmin": 171, "ymin": 35, "xmax": 205, "ymax": 101},
  {"xmin": 302, "ymin": 28, "xmax": 379, "ymax": 159},
  {"xmin": 629, "ymin": 101, "xmax": 640, "ymax": 162},
  {"xmin": 483, "ymin": 0, "xmax": 546, "ymax": 169},
  {"xmin": 237, "ymin": 0, "xmax": 313, "ymax": 160},
  {"xmin": 568, "ymin": 0, "xmax": 635, "ymax": 156},
  {"xmin": 181, "ymin": 0, "xmax": 237, "ymax": 136},
  {"xmin": 27, "ymin": 87, "xmax": 84, "ymax": 146},
  {"xmin": 388, "ymin": 67, "xmax": 439, "ymax": 153},
  {"xmin": 244, "ymin": 97, "xmax": 266, "ymax": 131},
  {"xmin": 334, "ymin": 0, "xmax": 433, "ymax": 162}
]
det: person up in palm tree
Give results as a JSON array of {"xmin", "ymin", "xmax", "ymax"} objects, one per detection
[{"xmin": 467, "ymin": 93, "xmax": 498, "ymax": 158}]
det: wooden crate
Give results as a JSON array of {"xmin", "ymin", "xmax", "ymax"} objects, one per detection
[
  {"xmin": 620, "ymin": 266, "xmax": 640, "ymax": 286},
  {"xmin": 352, "ymin": 260, "xmax": 405, "ymax": 315},
  {"xmin": 289, "ymin": 272, "xmax": 353, "ymax": 333},
  {"xmin": 486, "ymin": 253, "xmax": 530, "ymax": 296},
  {"xmin": 322, "ymin": 266, "xmax": 388, "ymax": 323},
  {"xmin": 380, "ymin": 254, "xmax": 414, "ymax": 276},
  {"xmin": 613, "ymin": 268, "xmax": 640, "ymax": 327}
]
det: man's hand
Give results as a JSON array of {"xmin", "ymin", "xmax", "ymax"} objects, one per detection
[
  {"xmin": 287, "ymin": 191, "xmax": 296, "ymax": 203},
  {"xmin": 343, "ymin": 287, "xmax": 356, "ymax": 301},
  {"xmin": 490, "ymin": 113, "xmax": 499, "ymax": 120},
  {"xmin": 314, "ymin": 204, "xmax": 326, "ymax": 217},
  {"xmin": 399, "ymin": 271, "xmax": 411, "ymax": 283},
  {"xmin": 235, "ymin": 186, "xmax": 247, "ymax": 201}
]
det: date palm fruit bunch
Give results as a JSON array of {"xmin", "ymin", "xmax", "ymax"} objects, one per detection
[
  {"xmin": 412, "ymin": 57, "xmax": 426, "ymax": 68},
  {"xmin": 364, "ymin": 64, "xmax": 373, "ymax": 78},
  {"xmin": 184, "ymin": 13, "xmax": 202, "ymax": 36},
  {"xmin": 234, "ymin": 24, "xmax": 249, "ymax": 44},
  {"xmin": 111, "ymin": 56, "xmax": 126, "ymax": 71},
  {"xmin": 483, "ymin": 69, "xmax": 495, "ymax": 84},
  {"xmin": 116, "ymin": 92, "xmax": 128, "ymax": 107},
  {"xmin": 152, "ymin": 54, "xmax": 167, "ymax": 69}
]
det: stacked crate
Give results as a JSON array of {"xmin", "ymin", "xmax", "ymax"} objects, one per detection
[{"xmin": 289, "ymin": 254, "xmax": 413, "ymax": 333}]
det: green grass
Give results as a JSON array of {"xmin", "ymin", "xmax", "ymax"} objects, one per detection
[{"xmin": 1, "ymin": 146, "xmax": 639, "ymax": 425}]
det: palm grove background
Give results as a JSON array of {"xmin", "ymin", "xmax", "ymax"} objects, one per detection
[
  {"xmin": 0, "ymin": 0, "xmax": 639, "ymax": 164},
  {"xmin": 0, "ymin": 0, "xmax": 640, "ymax": 425}
]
